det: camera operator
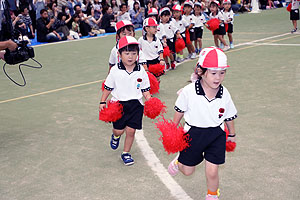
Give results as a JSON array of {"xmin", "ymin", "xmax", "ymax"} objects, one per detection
[
  {"xmin": 0, "ymin": 40, "xmax": 18, "ymax": 60},
  {"xmin": 36, "ymin": 9, "xmax": 63, "ymax": 42}
]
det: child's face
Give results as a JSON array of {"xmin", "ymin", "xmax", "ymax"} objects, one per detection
[
  {"xmin": 202, "ymin": 69, "xmax": 226, "ymax": 89},
  {"xmin": 161, "ymin": 14, "xmax": 170, "ymax": 23},
  {"xmin": 224, "ymin": 3, "xmax": 231, "ymax": 10},
  {"xmin": 173, "ymin": 10, "xmax": 181, "ymax": 19},
  {"xmin": 184, "ymin": 6, "xmax": 192, "ymax": 14},
  {"xmin": 146, "ymin": 26, "xmax": 157, "ymax": 35},
  {"xmin": 119, "ymin": 50, "xmax": 138, "ymax": 67},
  {"xmin": 74, "ymin": 17, "xmax": 80, "ymax": 22},
  {"xmin": 119, "ymin": 26, "xmax": 134, "ymax": 38},
  {"xmin": 210, "ymin": 4, "xmax": 218, "ymax": 13},
  {"xmin": 194, "ymin": 5, "xmax": 201, "ymax": 14}
]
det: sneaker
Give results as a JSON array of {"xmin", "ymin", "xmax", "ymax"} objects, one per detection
[
  {"xmin": 205, "ymin": 195, "xmax": 219, "ymax": 200},
  {"xmin": 168, "ymin": 154, "xmax": 179, "ymax": 176},
  {"xmin": 187, "ymin": 53, "xmax": 192, "ymax": 59},
  {"xmin": 230, "ymin": 43, "xmax": 234, "ymax": 49},
  {"xmin": 165, "ymin": 63, "xmax": 170, "ymax": 71},
  {"xmin": 171, "ymin": 62, "xmax": 176, "ymax": 69},
  {"xmin": 220, "ymin": 43, "xmax": 224, "ymax": 49},
  {"xmin": 223, "ymin": 45, "xmax": 230, "ymax": 51},
  {"xmin": 110, "ymin": 134, "xmax": 120, "ymax": 150},
  {"xmin": 190, "ymin": 52, "xmax": 196, "ymax": 59},
  {"xmin": 121, "ymin": 153, "xmax": 134, "ymax": 166},
  {"xmin": 195, "ymin": 48, "xmax": 199, "ymax": 54},
  {"xmin": 291, "ymin": 28, "xmax": 297, "ymax": 33}
]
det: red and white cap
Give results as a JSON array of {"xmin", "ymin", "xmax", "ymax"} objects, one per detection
[
  {"xmin": 117, "ymin": 36, "xmax": 139, "ymax": 50},
  {"xmin": 172, "ymin": 4, "xmax": 182, "ymax": 11},
  {"xmin": 148, "ymin": 7, "xmax": 158, "ymax": 15},
  {"xmin": 183, "ymin": 0, "xmax": 194, "ymax": 8},
  {"xmin": 223, "ymin": 0, "xmax": 231, "ymax": 4},
  {"xmin": 143, "ymin": 17, "xmax": 159, "ymax": 27},
  {"xmin": 197, "ymin": 47, "xmax": 230, "ymax": 70},
  {"xmin": 210, "ymin": 0, "xmax": 220, "ymax": 6},
  {"xmin": 159, "ymin": 7, "xmax": 171, "ymax": 16},
  {"xmin": 194, "ymin": 2, "xmax": 202, "ymax": 7},
  {"xmin": 115, "ymin": 20, "xmax": 134, "ymax": 32}
]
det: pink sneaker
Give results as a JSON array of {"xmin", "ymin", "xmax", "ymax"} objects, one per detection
[
  {"xmin": 205, "ymin": 195, "xmax": 219, "ymax": 200},
  {"xmin": 168, "ymin": 154, "xmax": 179, "ymax": 176}
]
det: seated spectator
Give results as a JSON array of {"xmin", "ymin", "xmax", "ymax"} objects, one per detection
[
  {"xmin": 101, "ymin": 6, "xmax": 116, "ymax": 33},
  {"xmin": 144, "ymin": 0, "xmax": 152, "ymax": 18},
  {"xmin": 82, "ymin": 0, "xmax": 94, "ymax": 15},
  {"xmin": 57, "ymin": 0, "xmax": 68, "ymax": 12},
  {"xmin": 111, "ymin": 0, "xmax": 120, "ymax": 15},
  {"xmin": 68, "ymin": 0, "xmax": 80, "ymax": 16},
  {"xmin": 53, "ymin": 12, "xmax": 73, "ymax": 40},
  {"xmin": 34, "ymin": 0, "xmax": 46, "ymax": 20},
  {"xmin": 77, "ymin": 10, "xmax": 97, "ymax": 36},
  {"xmin": 117, "ymin": 3, "xmax": 131, "ymax": 22},
  {"xmin": 93, "ymin": 0, "xmax": 102, "ymax": 20},
  {"xmin": 17, "ymin": 6, "xmax": 35, "ymax": 39},
  {"xmin": 230, "ymin": 0, "xmax": 242, "ymax": 12},
  {"xmin": 71, "ymin": 13, "xmax": 82, "ymax": 39},
  {"xmin": 129, "ymin": 1, "xmax": 144, "ymax": 28},
  {"xmin": 36, "ymin": 9, "xmax": 63, "ymax": 42},
  {"xmin": 47, "ymin": 2, "xmax": 58, "ymax": 19}
]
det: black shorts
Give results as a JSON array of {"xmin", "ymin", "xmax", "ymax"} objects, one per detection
[
  {"xmin": 227, "ymin": 23, "xmax": 233, "ymax": 33},
  {"xmin": 166, "ymin": 38, "xmax": 175, "ymax": 53},
  {"xmin": 213, "ymin": 24, "xmax": 226, "ymax": 35},
  {"xmin": 290, "ymin": 9, "xmax": 300, "ymax": 20},
  {"xmin": 194, "ymin": 27, "xmax": 204, "ymax": 39},
  {"xmin": 113, "ymin": 99, "xmax": 144, "ymax": 130},
  {"xmin": 146, "ymin": 57, "xmax": 160, "ymax": 66},
  {"xmin": 178, "ymin": 126, "xmax": 226, "ymax": 166},
  {"xmin": 189, "ymin": 28, "xmax": 196, "ymax": 41}
]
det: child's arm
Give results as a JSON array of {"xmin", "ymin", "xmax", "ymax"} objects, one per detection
[
  {"xmin": 173, "ymin": 111, "xmax": 184, "ymax": 126},
  {"xmin": 99, "ymin": 89, "xmax": 112, "ymax": 110},
  {"xmin": 225, "ymin": 120, "xmax": 236, "ymax": 142},
  {"xmin": 142, "ymin": 91, "xmax": 151, "ymax": 101}
]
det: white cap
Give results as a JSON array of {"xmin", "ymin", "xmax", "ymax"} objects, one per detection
[{"xmin": 197, "ymin": 47, "xmax": 230, "ymax": 70}]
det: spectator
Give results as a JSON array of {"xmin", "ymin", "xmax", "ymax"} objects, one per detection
[
  {"xmin": 71, "ymin": 13, "xmax": 81, "ymax": 38},
  {"xmin": 117, "ymin": 3, "xmax": 131, "ymax": 22},
  {"xmin": 101, "ymin": 6, "xmax": 116, "ymax": 33},
  {"xmin": 36, "ymin": 9, "xmax": 63, "ymax": 42},
  {"xmin": 18, "ymin": 0, "xmax": 37, "ymax": 31},
  {"xmin": 93, "ymin": 0, "xmax": 102, "ymax": 20},
  {"xmin": 68, "ymin": 0, "xmax": 80, "ymax": 16},
  {"xmin": 82, "ymin": 0, "xmax": 94, "ymax": 15},
  {"xmin": 57, "ymin": 0, "xmax": 68, "ymax": 12},
  {"xmin": 77, "ymin": 10, "xmax": 97, "ymax": 36},
  {"xmin": 54, "ymin": 12, "xmax": 73, "ymax": 40},
  {"xmin": 144, "ymin": 0, "xmax": 152, "ymax": 18},
  {"xmin": 111, "ymin": 0, "xmax": 120, "ymax": 15},
  {"xmin": 230, "ymin": 0, "xmax": 242, "ymax": 12},
  {"xmin": 129, "ymin": 1, "xmax": 144, "ymax": 28},
  {"xmin": 17, "ymin": 6, "xmax": 35, "ymax": 39},
  {"xmin": 34, "ymin": 0, "xmax": 46, "ymax": 20},
  {"xmin": 48, "ymin": 2, "xmax": 58, "ymax": 19},
  {"xmin": 152, "ymin": 0, "xmax": 160, "ymax": 10}
]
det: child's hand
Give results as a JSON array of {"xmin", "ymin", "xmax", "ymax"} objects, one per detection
[
  {"xmin": 99, "ymin": 103, "xmax": 106, "ymax": 111},
  {"xmin": 163, "ymin": 42, "xmax": 167, "ymax": 47},
  {"xmin": 227, "ymin": 135, "xmax": 236, "ymax": 143},
  {"xmin": 160, "ymin": 59, "xmax": 165, "ymax": 66}
]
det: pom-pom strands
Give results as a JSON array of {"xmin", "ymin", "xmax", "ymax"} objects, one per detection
[
  {"xmin": 101, "ymin": 80, "xmax": 105, "ymax": 91},
  {"xmin": 287, "ymin": 3, "xmax": 291, "ymax": 12},
  {"xmin": 99, "ymin": 101, "xmax": 123, "ymax": 123},
  {"xmin": 155, "ymin": 117, "xmax": 190, "ymax": 154},
  {"xmin": 144, "ymin": 97, "xmax": 166, "ymax": 119},
  {"xmin": 224, "ymin": 123, "xmax": 236, "ymax": 152},
  {"xmin": 206, "ymin": 18, "xmax": 220, "ymax": 31},
  {"xmin": 175, "ymin": 38, "xmax": 186, "ymax": 53},
  {"xmin": 148, "ymin": 64, "xmax": 165, "ymax": 77},
  {"xmin": 147, "ymin": 72, "xmax": 160, "ymax": 95},
  {"xmin": 163, "ymin": 46, "xmax": 171, "ymax": 57}
]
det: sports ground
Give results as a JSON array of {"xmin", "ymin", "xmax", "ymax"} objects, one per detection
[{"xmin": 0, "ymin": 7, "xmax": 300, "ymax": 200}]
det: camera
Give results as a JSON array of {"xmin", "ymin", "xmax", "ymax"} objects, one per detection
[{"xmin": 4, "ymin": 40, "xmax": 35, "ymax": 65}]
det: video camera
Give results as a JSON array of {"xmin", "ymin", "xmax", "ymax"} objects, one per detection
[{"xmin": 4, "ymin": 40, "xmax": 35, "ymax": 65}]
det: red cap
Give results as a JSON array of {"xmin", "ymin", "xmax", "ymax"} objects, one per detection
[
  {"xmin": 143, "ymin": 18, "xmax": 159, "ymax": 27},
  {"xmin": 115, "ymin": 20, "xmax": 134, "ymax": 32},
  {"xmin": 148, "ymin": 8, "xmax": 158, "ymax": 15},
  {"xmin": 183, "ymin": 0, "xmax": 194, "ymax": 8},
  {"xmin": 159, "ymin": 7, "xmax": 171, "ymax": 16},
  {"xmin": 118, "ymin": 36, "xmax": 139, "ymax": 50},
  {"xmin": 172, "ymin": 4, "xmax": 182, "ymax": 11},
  {"xmin": 197, "ymin": 47, "xmax": 230, "ymax": 69}
]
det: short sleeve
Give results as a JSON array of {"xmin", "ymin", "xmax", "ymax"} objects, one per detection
[
  {"xmin": 109, "ymin": 47, "xmax": 118, "ymax": 66},
  {"xmin": 174, "ymin": 87, "xmax": 188, "ymax": 113},
  {"xmin": 224, "ymin": 92, "xmax": 237, "ymax": 121},
  {"xmin": 104, "ymin": 68, "xmax": 115, "ymax": 90},
  {"xmin": 140, "ymin": 69, "xmax": 151, "ymax": 92}
]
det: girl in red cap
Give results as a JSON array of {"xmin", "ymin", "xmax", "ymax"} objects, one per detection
[{"xmin": 168, "ymin": 47, "xmax": 237, "ymax": 200}]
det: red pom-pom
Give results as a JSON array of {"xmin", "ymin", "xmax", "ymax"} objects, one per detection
[
  {"xmin": 225, "ymin": 23, "xmax": 228, "ymax": 32},
  {"xmin": 185, "ymin": 30, "xmax": 191, "ymax": 44},
  {"xmin": 155, "ymin": 117, "xmax": 190, "ymax": 154},
  {"xmin": 287, "ymin": 3, "xmax": 291, "ymax": 12},
  {"xmin": 147, "ymin": 72, "xmax": 160, "ymax": 95},
  {"xmin": 144, "ymin": 97, "xmax": 166, "ymax": 119},
  {"xmin": 175, "ymin": 38, "xmax": 186, "ymax": 53},
  {"xmin": 224, "ymin": 123, "xmax": 236, "ymax": 152},
  {"xmin": 101, "ymin": 80, "xmax": 105, "ymax": 91},
  {"xmin": 206, "ymin": 18, "xmax": 220, "ymax": 31},
  {"xmin": 148, "ymin": 63, "xmax": 165, "ymax": 77},
  {"xmin": 99, "ymin": 101, "xmax": 123, "ymax": 123},
  {"xmin": 163, "ymin": 46, "xmax": 171, "ymax": 57}
]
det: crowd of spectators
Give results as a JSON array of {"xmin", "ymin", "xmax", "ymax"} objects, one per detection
[{"xmin": 0, "ymin": 0, "xmax": 285, "ymax": 43}]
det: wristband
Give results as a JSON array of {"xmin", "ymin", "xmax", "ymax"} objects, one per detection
[
  {"xmin": 99, "ymin": 102, "xmax": 106, "ymax": 104},
  {"xmin": 160, "ymin": 59, "xmax": 164, "ymax": 61},
  {"xmin": 228, "ymin": 134, "xmax": 236, "ymax": 137}
]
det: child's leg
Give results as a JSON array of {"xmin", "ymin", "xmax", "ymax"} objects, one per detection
[
  {"xmin": 218, "ymin": 35, "xmax": 228, "ymax": 46},
  {"xmin": 187, "ymin": 43, "xmax": 195, "ymax": 54},
  {"xmin": 228, "ymin": 32, "xmax": 233, "ymax": 43},
  {"xmin": 123, "ymin": 126, "xmax": 136, "ymax": 153},
  {"xmin": 194, "ymin": 40, "xmax": 198, "ymax": 50},
  {"xmin": 198, "ymin": 38, "xmax": 202, "ymax": 50},
  {"xmin": 205, "ymin": 160, "xmax": 219, "ymax": 193},
  {"xmin": 292, "ymin": 20, "xmax": 297, "ymax": 29},
  {"xmin": 214, "ymin": 35, "xmax": 219, "ymax": 47},
  {"xmin": 178, "ymin": 162, "xmax": 196, "ymax": 176}
]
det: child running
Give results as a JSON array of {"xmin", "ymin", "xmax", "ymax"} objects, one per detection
[
  {"xmin": 208, "ymin": 1, "xmax": 230, "ymax": 51},
  {"xmin": 290, "ymin": 0, "xmax": 299, "ymax": 33},
  {"xmin": 183, "ymin": 0, "xmax": 197, "ymax": 59},
  {"xmin": 168, "ymin": 47, "xmax": 237, "ymax": 200},
  {"xmin": 193, "ymin": 2, "xmax": 206, "ymax": 54},
  {"xmin": 100, "ymin": 36, "xmax": 152, "ymax": 166},
  {"xmin": 222, "ymin": 0, "xmax": 235, "ymax": 49}
]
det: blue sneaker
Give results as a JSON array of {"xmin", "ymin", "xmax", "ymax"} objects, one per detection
[
  {"xmin": 121, "ymin": 153, "xmax": 134, "ymax": 166},
  {"xmin": 110, "ymin": 134, "xmax": 120, "ymax": 150},
  {"xmin": 220, "ymin": 43, "xmax": 224, "ymax": 49}
]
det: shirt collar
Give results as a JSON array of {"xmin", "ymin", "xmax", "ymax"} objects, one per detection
[
  {"xmin": 195, "ymin": 79, "xmax": 223, "ymax": 98},
  {"xmin": 143, "ymin": 34, "xmax": 157, "ymax": 41},
  {"xmin": 118, "ymin": 61, "xmax": 140, "ymax": 72}
]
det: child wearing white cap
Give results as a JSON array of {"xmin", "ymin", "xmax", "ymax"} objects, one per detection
[
  {"xmin": 168, "ymin": 47, "xmax": 237, "ymax": 200},
  {"xmin": 222, "ymin": 0, "xmax": 235, "ymax": 49},
  {"xmin": 193, "ymin": 2, "xmax": 206, "ymax": 53}
]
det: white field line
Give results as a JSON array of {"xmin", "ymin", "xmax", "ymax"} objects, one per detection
[
  {"xmin": 250, "ymin": 43, "xmax": 300, "ymax": 46},
  {"xmin": 135, "ymin": 130, "xmax": 193, "ymax": 200}
]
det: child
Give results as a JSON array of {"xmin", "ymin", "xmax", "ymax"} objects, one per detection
[
  {"xmin": 290, "ymin": 0, "xmax": 299, "ymax": 33},
  {"xmin": 171, "ymin": 4, "xmax": 189, "ymax": 63},
  {"xmin": 168, "ymin": 47, "xmax": 237, "ymax": 200},
  {"xmin": 148, "ymin": 7, "xmax": 159, "ymax": 21},
  {"xmin": 183, "ymin": 0, "xmax": 196, "ymax": 59},
  {"xmin": 193, "ymin": 2, "xmax": 206, "ymax": 53},
  {"xmin": 71, "ymin": 14, "xmax": 82, "ymax": 39},
  {"xmin": 208, "ymin": 1, "xmax": 230, "ymax": 51},
  {"xmin": 222, "ymin": 0, "xmax": 234, "ymax": 49},
  {"xmin": 157, "ymin": 7, "xmax": 177, "ymax": 70},
  {"xmin": 138, "ymin": 18, "xmax": 165, "ymax": 72},
  {"xmin": 108, "ymin": 20, "xmax": 147, "ymax": 70},
  {"xmin": 100, "ymin": 36, "xmax": 152, "ymax": 166}
]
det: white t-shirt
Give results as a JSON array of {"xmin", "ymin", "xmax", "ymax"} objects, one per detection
[
  {"xmin": 175, "ymin": 80, "xmax": 237, "ymax": 130},
  {"xmin": 104, "ymin": 62, "xmax": 150, "ymax": 102},
  {"xmin": 109, "ymin": 45, "xmax": 147, "ymax": 66},
  {"xmin": 138, "ymin": 35, "xmax": 163, "ymax": 61},
  {"xmin": 157, "ymin": 22, "xmax": 178, "ymax": 40},
  {"xmin": 291, "ymin": 0, "xmax": 300, "ymax": 9},
  {"xmin": 223, "ymin": 10, "xmax": 234, "ymax": 24},
  {"xmin": 171, "ymin": 18, "xmax": 189, "ymax": 34},
  {"xmin": 193, "ymin": 13, "xmax": 206, "ymax": 28},
  {"xmin": 182, "ymin": 14, "xmax": 195, "ymax": 26},
  {"xmin": 117, "ymin": 12, "xmax": 131, "ymax": 22}
]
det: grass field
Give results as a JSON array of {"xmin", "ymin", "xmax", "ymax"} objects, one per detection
[{"xmin": 0, "ymin": 8, "xmax": 300, "ymax": 200}]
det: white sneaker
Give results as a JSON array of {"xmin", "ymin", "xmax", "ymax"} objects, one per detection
[
  {"xmin": 223, "ymin": 45, "xmax": 230, "ymax": 51},
  {"xmin": 230, "ymin": 43, "xmax": 234, "ymax": 49},
  {"xmin": 190, "ymin": 52, "xmax": 196, "ymax": 59}
]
